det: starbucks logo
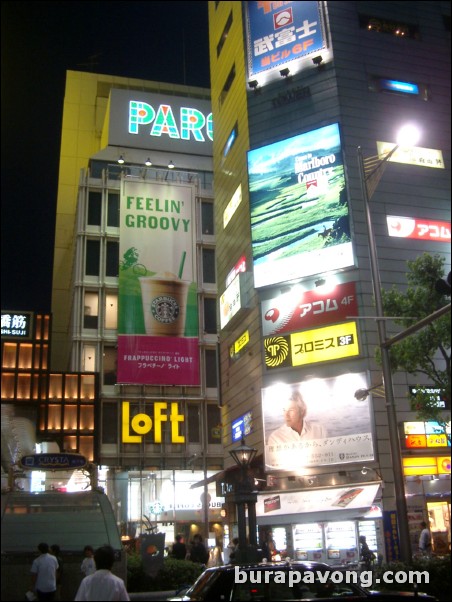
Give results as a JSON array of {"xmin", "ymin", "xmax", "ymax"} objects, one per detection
[{"xmin": 151, "ymin": 295, "xmax": 180, "ymax": 324}]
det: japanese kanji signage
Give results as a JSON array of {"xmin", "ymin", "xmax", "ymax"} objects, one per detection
[
  {"xmin": 245, "ymin": 1, "xmax": 326, "ymax": 77},
  {"xmin": 1, "ymin": 310, "xmax": 33, "ymax": 339}
]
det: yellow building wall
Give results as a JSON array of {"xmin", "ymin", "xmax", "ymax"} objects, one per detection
[{"xmin": 208, "ymin": 2, "xmax": 264, "ymax": 463}]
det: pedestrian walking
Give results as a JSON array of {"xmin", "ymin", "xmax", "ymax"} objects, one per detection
[
  {"xmin": 74, "ymin": 545, "xmax": 130, "ymax": 601},
  {"xmin": 170, "ymin": 534, "xmax": 187, "ymax": 560},
  {"xmin": 418, "ymin": 521, "xmax": 433, "ymax": 557},
  {"xmin": 30, "ymin": 542, "xmax": 59, "ymax": 601},
  {"xmin": 81, "ymin": 545, "xmax": 96, "ymax": 577},
  {"xmin": 187, "ymin": 534, "xmax": 209, "ymax": 565}
]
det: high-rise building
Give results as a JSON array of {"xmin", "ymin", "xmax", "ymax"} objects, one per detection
[
  {"xmin": 208, "ymin": 1, "xmax": 450, "ymax": 562},
  {"xmin": 47, "ymin": 70, "xmax": 224, "ymax": 545}
]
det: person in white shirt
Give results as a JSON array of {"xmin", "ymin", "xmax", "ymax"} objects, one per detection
[
  {"xmin": 268, "ymin": 390, "xmax": 327, "ymax": 445},
  {"xmin": 30, "ymin": 542, "xmax": 59, "ymax": 601},
  {"xmin": 81, "ymin": 545, "xmax": 96, "ymax": 577},
  {"xmin": 75, "ymin": 545, "xmax": 130, "ymax": 601},
  {"xmin": 418, "ymin": 521, "xmax": 432, "ymax": 557}
]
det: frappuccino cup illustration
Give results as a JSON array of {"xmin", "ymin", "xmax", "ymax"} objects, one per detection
[{"xmin": 139, "ymin": 252, "xmax": 189, "ymax": 336}]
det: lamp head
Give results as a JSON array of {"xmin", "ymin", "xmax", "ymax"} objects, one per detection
[
  {"xmin": 117, "ymin": 155, "xmax": 125, "ymax": 165},
  {"xmin": 312, "ymin": 55, "xmax": 323, "ymax": 66},
  {"xmin": 280, "ymin": 67, "xmax": 290, "ymax": 78},
  {"xmin": 248, "ymin": 80, "xmax": 259, "ymax": 90},
  {"xmin": 354, "ymin": 388, "xmax": 370, "ymax": 401},
  {"xmin": 229, "ymin": 438, "xmax": 257, "ymax": 468},
  {"xmin": 145, "ymin": 158, "xmax": 152, "ymax": 167},
  {"xmin": 396, "ymin": 124, "xmax": 420, "ymax": 148}
]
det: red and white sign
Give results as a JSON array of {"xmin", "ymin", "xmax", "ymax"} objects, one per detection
[
  {"xmin": 387, "ymin": 216, "xmax": 451, "ymax": 242},
  {"xmin": 225, "ymin": 255, "xmax": 246, "ymax": 288},
  {"xmin": 261, "ymin": 281, "xmax": 358, "ymax": 336}
]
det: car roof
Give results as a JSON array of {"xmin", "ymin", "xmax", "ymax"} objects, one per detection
[{"xmin": 205, "ymin": 560, "xmax": 333, "ymax": 571}]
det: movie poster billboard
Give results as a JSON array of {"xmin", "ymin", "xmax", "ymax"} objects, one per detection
[
  {"xmin": 247, "ymin": 123, "xmax": 354, "ymax": 288},
  {"xmin": 117, "ymin": 179, "xmax": 199, "ymax": 386},
  {"xmin": 245, "ymin": 1, "xmax": 326, "ymax": 77},
  {"xmin": 262, "ymin": 372, "xmax": 374, "ymax": 471}
]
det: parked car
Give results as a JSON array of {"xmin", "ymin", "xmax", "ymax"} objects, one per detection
[{"xmin": 167, "ymin": 560, "xmax": 437, "ymax": 601}]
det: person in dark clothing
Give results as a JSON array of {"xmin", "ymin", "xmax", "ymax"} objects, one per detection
[
  {"xmin": 188, "ymin": 534, "xmax": 209, "ymax": 565},
  {"xmin": 171, "ymin": 534, "xmax": 187, "ymax": 560},
  {"xmin": 359, "ymin": 535, "xmax": 375, "ymax": 569}
]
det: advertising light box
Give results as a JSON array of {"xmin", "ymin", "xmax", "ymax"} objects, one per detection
[
  {"xmin": 261, "ymin": 281, "xmax": 358, "ymax": 336},
  {"xmin": 245, "ymin": 1, "xmax": 326, "ymax": 77},
  {"xmin": 220, "ymin": 272, "xmax": 251, "ymax": 330},
  {"xmin": 1, "ymin": 310, "xmax": 33, "ymax": 339},
  {"xmin": 262, "ymin": 372, "xmax": 374, "ymax": 471},
  {"xmin": 264, "ymin": 321, "xmax": 360, "ymax": 370},
  {"xmin": 247, "ymin": 123, "xmax": 354, "ymax": 288},
  {"xmin": 387, "ymin": 216, "xmax": 451, "ymax": 242},
  {"xmin": 108, "ymin": 89, "xmax": 213, "ymax": 156}
]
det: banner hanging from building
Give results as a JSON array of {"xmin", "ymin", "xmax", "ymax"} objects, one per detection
[
  {"xmin": 262, "ymin": 372, "xmax": 374, "ymax": 471},
  {"xmin": 117, "ymin": 179, "xmax": 199, "ymax": 385}
]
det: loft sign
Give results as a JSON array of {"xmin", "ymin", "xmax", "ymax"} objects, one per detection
[
  {"xmin": 122, "ymin": 401, "xmax": 185, "ymax": 443},
  {"xmin": 129, "ymin": 101, "xmax": 213, "ymax": 142}
]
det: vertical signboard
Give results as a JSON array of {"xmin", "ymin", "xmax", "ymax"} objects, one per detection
[
  {"xmin": 247, "ymin": 123, "xmax": 354, "ymax": 288},
  {"xmin": 245, "ymin": 1, "xmax": 326, "ymax": 77},
  {"xmin": 117, "ymin": 180, "xmax": 199, "ymax": 385},
  {"xmin": 383, "ymin": 510, "xmax": 400, "ymax": 562}
]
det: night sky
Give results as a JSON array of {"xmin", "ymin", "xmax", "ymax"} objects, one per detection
[{"xmin": 1, "ymin": 1, "xmax": 210, "ymax": 313}]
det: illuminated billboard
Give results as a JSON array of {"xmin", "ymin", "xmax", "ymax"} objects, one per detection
[
  {"xmin": 245, "ymin": 1, "xmax": 326, "ymax": 77},
  {"xmin": 264, "ymin": 321, "xmax": 360, "ymax": 370},
  {"xmin": 376, "ymin": 141, "xmax": 445, "ymax": 169},
  {"xmin": 1, "ymin": 310, "xmax": 33, "ymax": 339},
  {"xmin": 387, "ymin": 216, "xmax": 451, "ymax": 242},
  {"xmin": 247, "ymin": 123, "xmax": 354, "ymax": 288},
  {"xmin": 403, "ymin": 421, "xmax": 451, "ymax": 449},
  {"xmin": 108, "ymin": 89, "xmax": 213, "ymax": 156},
  {"xmin": 262, "ymin": 372, "xmax": 374, "ymax": 471},
  {"xmin": 117, "ymin": 179, "xmax": 199, "ymax": 386},
  {"xmin": 261, "ymin": 281, "xmax": 358, "ymax": 336},
  {"xmin": 219, "ymin": 272, "xmax": 251, "ymax": 330}
]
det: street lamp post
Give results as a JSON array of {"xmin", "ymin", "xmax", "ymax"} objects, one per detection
[
  {"xmin": 357, "ymin": 136, "xmax": 416, "ymax": 563},
  {"xmin": 229, "ymin": 438, "xmax": 258, "ymax": 563}
]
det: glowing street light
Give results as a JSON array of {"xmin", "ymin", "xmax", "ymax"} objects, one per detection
[{"xmin": 357, "ymin": 124, "xmax": 420, "ymax": 563}]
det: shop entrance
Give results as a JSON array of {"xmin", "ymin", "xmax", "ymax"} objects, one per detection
[{"xmin": 427, "ymin": 500, "xmax": 450, "ymax": 554}]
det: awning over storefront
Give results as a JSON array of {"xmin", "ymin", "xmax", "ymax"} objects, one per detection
[
  {"xmin": 190, "ymin": 469, "xmax": 227, "ymax": 489},
  {"xmin": 256, "ymin": 482, "xmax": 381, "ymax": 525}
]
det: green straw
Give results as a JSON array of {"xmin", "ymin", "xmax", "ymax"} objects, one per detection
[{"xmin": 178, "ymin": 251, "xmax": 186, "ymax": 279}]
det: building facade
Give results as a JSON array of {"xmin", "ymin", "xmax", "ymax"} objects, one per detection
[
  {"xmin": 208, "ymin": 1, "xmax": 450, "ymax": 562},
  {"xmin": 47, "ymin": 71, "xmax": 224, "ymax": 546}
]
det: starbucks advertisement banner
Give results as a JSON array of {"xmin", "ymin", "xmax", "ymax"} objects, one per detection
[{"xmin": 117, "ymin": 179, "xmax": 199, "ymax": 385}]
